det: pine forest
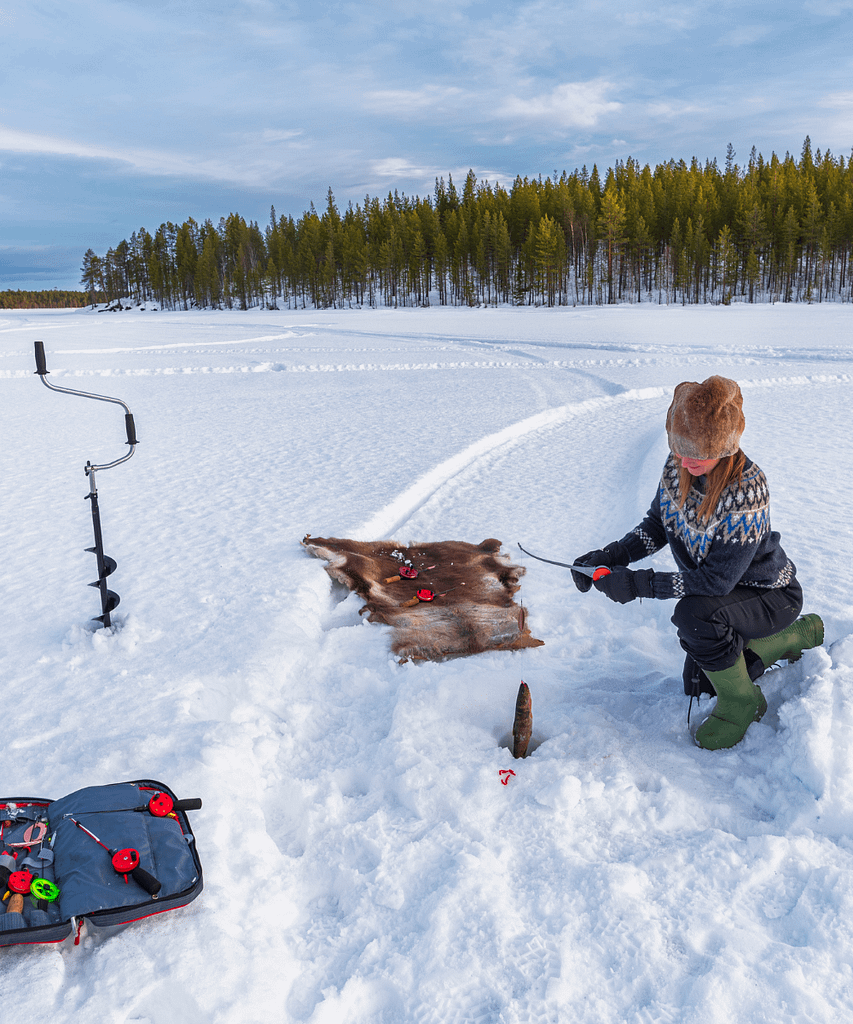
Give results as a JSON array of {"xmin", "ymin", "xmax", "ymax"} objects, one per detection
[
  {"xmin": 80, "ymin": 140, "xmax": 853, "ymax": 311},
  {"xmin": 0, "ymin": 289, "xmax": 97, "ymax": 309}
]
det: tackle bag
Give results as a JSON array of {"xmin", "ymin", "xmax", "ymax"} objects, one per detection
[{"xmin": 1, "ymin": 779, "xmax": 203, "ymax": 948}]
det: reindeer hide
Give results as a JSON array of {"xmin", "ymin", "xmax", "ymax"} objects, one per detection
[{"xmin": 301, "ymin": 536, "xmax": 544, "ymax": 662}]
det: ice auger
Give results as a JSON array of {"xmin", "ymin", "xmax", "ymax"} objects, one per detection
[{"xmin": 34, "ymin": 341, "xmax": 138, "ymax": 628}]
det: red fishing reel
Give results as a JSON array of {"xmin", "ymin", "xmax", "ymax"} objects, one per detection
[
  {"xmin": 416, "ymin": 588, "xmax": 435, "ymax": 602},
  {"xmin": 148, "ymin": 792, "xmax": 176, "ymax": 817},
  {"xmin": 111, "ymin": 847, "xmax": 141, "ymax": 874},
  {"xmin": 8, "ymin": 870, "xmax": 34, "ymax": 894},
  {"xmin": 399, "ymin": 566, "xmax": 418, "ymax": 578}
]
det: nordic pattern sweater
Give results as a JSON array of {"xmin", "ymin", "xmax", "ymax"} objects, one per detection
[{"xmin": 618, "ymin": 453, "xmax": 796, "ymax": 600}]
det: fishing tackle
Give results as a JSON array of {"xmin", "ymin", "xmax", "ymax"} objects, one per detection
[
  {"xmin": 517, "ymin": 542, "xmax": 612, "ymax": 581},
  {"xmin": 138, "ymin": 793, "xmax": 203, "ymax": 818},
  {"xmin": 67, "ymin": 817, "xmax": 161, "ymax": 897}
]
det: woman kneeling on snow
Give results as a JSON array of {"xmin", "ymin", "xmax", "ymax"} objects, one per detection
[{"xmin": 572, "ymin": 375, "xmax": 823, "ymax": 751}]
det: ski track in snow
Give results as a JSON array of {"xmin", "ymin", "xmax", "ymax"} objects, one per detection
[
  {"xmin": 353, "ymin": 371, "xmax": 850, "ymax": 542},
  {"xmin": 2, "ymin": 305, "xmax": 853, "ymax": 1023}
]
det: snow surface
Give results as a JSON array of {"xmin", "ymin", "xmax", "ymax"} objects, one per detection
[{"xmin": 2, "ymin": 303, "xmax": 853, "ymax": 1023}]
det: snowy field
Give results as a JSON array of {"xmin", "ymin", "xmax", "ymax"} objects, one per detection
[{"xmin": 2, "ymin": 302, "xmax": 853, "ymax": 1023}]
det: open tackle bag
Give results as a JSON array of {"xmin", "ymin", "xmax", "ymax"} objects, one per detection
[{"xmin": 1, "ymin": 780, "xmax": 203, "ymax": 948}]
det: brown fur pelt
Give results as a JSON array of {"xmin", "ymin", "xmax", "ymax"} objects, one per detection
[{"xmin": 302, "ymin": 535, "xmax": 544, "ymax": 662}]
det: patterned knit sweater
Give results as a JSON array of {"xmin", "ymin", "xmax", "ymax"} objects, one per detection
[{"xmin": 618, "ymin": 453, "xmax": 796, "ymax": 600}]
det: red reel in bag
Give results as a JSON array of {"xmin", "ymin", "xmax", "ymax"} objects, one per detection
[
  {"xmin": 111, "ymin": 848, "xmax": 141, "ymax": 874},
  {"xmin": 8, "ymin": 870, "xmax": 34, "ymax": 894},
  {"xmin": 147, "ymin": 792, "xmax": 174, "ymax": 817}
]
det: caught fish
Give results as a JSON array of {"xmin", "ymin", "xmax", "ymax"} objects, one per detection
[{"xmin": 512, "ymin": 681, "xmax": 532, "ymax": 759}]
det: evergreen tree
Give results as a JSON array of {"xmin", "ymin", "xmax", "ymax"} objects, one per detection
[{"xmin": 80, "ymin": 249, "xmax": 102, "ymax": 305}]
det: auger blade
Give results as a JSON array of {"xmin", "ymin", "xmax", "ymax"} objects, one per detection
[
  {"xmin": 93, "ymin": 590, "xmax": 120, "ymax": 626},
  {"xmin": 86, "ymin": 551, "xmax": 117, "ymax": 578}
]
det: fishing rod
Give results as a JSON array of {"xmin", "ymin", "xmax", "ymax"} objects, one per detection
[
  {"xmin": 34, "ymin": 341, "xmax": 138, "ymax": 628},
  {"xmin": 516, "ymin": 542, "xmax": 612, "ymax": 581},
  {"xmin": 67, "ymin": 817, "xmax": 161, "ymax": 897}
]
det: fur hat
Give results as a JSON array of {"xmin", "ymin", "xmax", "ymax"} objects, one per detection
[{"xmin": 666, "ymin": 376, "xmax": 745, "ymax": 460}]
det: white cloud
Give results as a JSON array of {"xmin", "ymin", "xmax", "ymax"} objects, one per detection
[
  {"xmin": 645, "ymin": 99, "xmax": 708, "ymax": 120},
  {"xmin": 259, "ymin": 129, "xmax": 304, "ymax": 143},
  {"xmin": 365, "ymin": 158, "xmax": 510, "ymax": 197},
  {"xmin": 718, "ymin": 24, "xmax": 773, "ymax": 46},
  {"xmin": 499, "ymin": 81, "xmax": 622, "ymax": 128},
  {"xmin": 0, "ymin": 124, "xmax": 309, "ymax": 188},
  {"xmin": 371, "ymin": 158, "xmax": 440, "ymax": 179},
  {"xmin": 802, "ymin": 0, "xmax": 853, "ymax": 13},
  {"xmin": 816, "ymin": 91, "xmax": 853, "ymax": 134},
  {"xmin": 819, "ymin": 91, "xmax": 853, "ymax": 108},
  {"xmin": 365, "ymin": 86, "xmax": 466, "ymax": 115}
]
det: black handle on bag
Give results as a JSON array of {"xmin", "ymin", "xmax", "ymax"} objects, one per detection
[
  {"xmin": 172, "ymin": 798, "xmax": 203, "ymax": 812},
  {"xmin": 130, "ymin": 864, "xmax": 162, "ymax": 897}
]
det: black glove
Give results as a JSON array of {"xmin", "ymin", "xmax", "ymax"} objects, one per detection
[
  {"xmin": 593, "ymin": 567, "xmax": 656, "ymax": 604},
  {"xmin": 571, "ymin": 541, "xmax": 631, "ymax": 593}
]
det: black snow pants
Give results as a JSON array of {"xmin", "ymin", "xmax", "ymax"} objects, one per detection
[{"xmin": 674, "ymin": 578, "xmax": 803, "ymax": 696}]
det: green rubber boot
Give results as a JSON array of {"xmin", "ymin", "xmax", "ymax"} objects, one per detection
[
  {"xmin": 694, "ymin": 654, "xmax": 768, "ymax": 751},
  {"xmin": 747, "ymin": 614, "xmax": 824, "ymax": 669}
]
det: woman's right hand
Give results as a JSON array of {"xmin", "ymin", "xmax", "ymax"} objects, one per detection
[{"xmin": 571, "ymin": 541, "xmax": 630, "ymax": 592}]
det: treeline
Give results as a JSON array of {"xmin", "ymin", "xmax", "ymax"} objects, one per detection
[
  {"xmin": 0, "ymin": 289, "xmax": 98, "ymax": 309},
  {"xmin": 82, "ymin": 138, "xmax": 853, "ymax": 310}
]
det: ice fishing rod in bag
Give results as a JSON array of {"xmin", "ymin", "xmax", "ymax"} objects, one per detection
[
  {"xmin": 67, "ymin": 817, "xmax": 161, "ymax": 897},
  {"xmin": 34, "ymin": 341, "xmax": 138, "ymax": 628},
  {"xmin": 75, "ymin": 792, "xmax": 203, "ymax": 819},
  {"xmin": 516, "ymin": 542, "xmax": 612, "ymax": 581}
]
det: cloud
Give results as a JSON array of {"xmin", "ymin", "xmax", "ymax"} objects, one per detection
[
  {"xmin": 718, "ymin": 24, "xmax": 773, "ymax": 46},
  {"xmin": 644, "ymin": 99, "xmax": 709, "ymax": 120},
  {"xmin": 0, "ymin": 124, "xmax": 310, "ymax": 188},
  {"xmin": 364, "ymin": 79, "xmax": 623, "ymax": 137},
  {"xmin": 819, "ymin": 91, "xmax": 853, "ymax": 108},
  {"xmin": 259, "ymin": 129, "xmax": 305, "ymax": 143},
  {"xmin": 817, "ymin": 91, "xmax": 853, "ymax": 134},
  {"xmin": 364, "ymin": 158, "xmax": 510, "ymax": 199},
  {"xmin": 371, "ymin": 158, "xmax": 445, "ymax": 180},
  {"xmin": 365, "ymin": 86, "xmax": 466, "ymax": 116},
  {"xmin": 802, "ymin": 0, "xmax": 853, "ymax": 12},
  {"xmin": 499, "ymin": 81, "xmax": 622, "ymax": 128}
]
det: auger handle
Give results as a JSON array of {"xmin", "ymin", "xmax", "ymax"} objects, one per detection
[
  {"xmin": 32, "ymin": 341, "xmax": 138, "ymax": 471},
  {"xmin": 34, "ymin": 340, "xmax": 48, "ymax": 375}
]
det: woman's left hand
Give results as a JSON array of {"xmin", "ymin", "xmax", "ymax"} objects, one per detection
[{"xmin": 593, "ymin": 568, "xmax": 656, "ymax": 604}]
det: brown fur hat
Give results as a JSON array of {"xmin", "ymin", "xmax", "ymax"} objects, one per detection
[{"xmin": 666, "ymin": 376, "xmax": 745, "ymax": 459}]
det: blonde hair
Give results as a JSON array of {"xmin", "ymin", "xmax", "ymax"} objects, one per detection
[{"xmin": 677, "ymin": 450, "xmax": 747, "ymax": 525}]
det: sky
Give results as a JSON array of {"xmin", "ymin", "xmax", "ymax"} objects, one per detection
[{"xmin": 2, "ymin": 0, "xmax": 852, "ymax": 291}]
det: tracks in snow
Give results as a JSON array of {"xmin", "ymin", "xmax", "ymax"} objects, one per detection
[{"xmin": 353, "ymin": 373, "xmax": 852, "ymax": 542}]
